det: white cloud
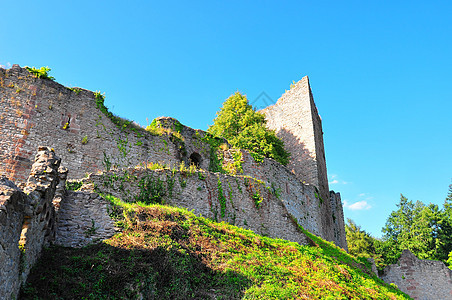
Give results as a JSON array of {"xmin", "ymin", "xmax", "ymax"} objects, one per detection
[
  {"xmin": 328, "ymin": 174, "xmax": 350, "ymax": 185},
  {"xmin": 358, "ymin": 193, "xmax": 365, "ymax": 197},
  {"xmin": 344, "ymin": 200, "xmax": 372, "ymax": 211}
]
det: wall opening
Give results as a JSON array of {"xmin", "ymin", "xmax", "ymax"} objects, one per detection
[{"xmin": 189, "ymin": 152, "xmax": 202, "ymax": 168}]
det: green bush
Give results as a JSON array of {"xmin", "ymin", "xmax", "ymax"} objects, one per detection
[{"xmin": 208, "ymin": 92, "xmax": 290, "ymax": 166}]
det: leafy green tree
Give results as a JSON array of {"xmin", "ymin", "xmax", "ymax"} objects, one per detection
[
  {"xmin": 345, "ymin": 219, "xmax": 389, "ymax": 270},
  {"xmin": 208, "ymin": 92, "xmax": 290, "ymax": 165},
  {"xmin": 346, "ymin": 218, "xmax": 374, "ymax": 258},
  {"xmin": 373, "ymin": 238, "xmax": 400, "ymax": 269},
  {"xmin": 438, "ymin": 184, "xmax": 452, "ymax": 261},
  {"xmin": 382, "ymin": 194, "xmax": 442, "ymax": 261}
]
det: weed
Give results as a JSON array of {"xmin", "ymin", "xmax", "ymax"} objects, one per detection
[
  {"xmin": 179, "ymin": 177, "xmax": 187, "ymax": 188},
  {"xmin": 224, "ymin": 149, "xmax": 243, "ymax": 175},
  {"xmin": 197, "ymin": 132, "xmax": 225, "ymax": 173},
  {"xmin": 179, "ymin": 161, "xmax": 196, "ymax": 177},
  {"xmin": 94, "ymin": 91, "xmax": 145, "ymax": 134},
  {"xmin": 84, "ymin": 219, "xmax": 98, "ymax": 237},
  {"xmin": 197, "ymin": 171, "xmax": 206, "ymax": 180},
  {"xmin": 81, "ymin": 135, "xmax": 88, "ymax": 145},
  {"xmin": 250, "ymin": 152, "xmax": 264, "ymax": 163},
  {"xmin": 314, "ymin": 187, "xmax": 324, "ymax": 204},
  {"xmin": 235, "ymin": 178, "xmax": 242, "ymax": 193},
  {"xmin": 271, "ymin": 182, "xmax": 281, "ymax": 199},
  {"xmin": 68, "ymin": 87, "xmax": 81, "ymax": 95},
  {"xmin": 102, "ymin": 152, "xmax": 112, "ymax": 172},
  {"xmin": 66, "ymin": 180, "xmax": 83, "ymax": 191},
  {"xmin": 143, "ymin": 162, "xmax": 167, "ymax": 170},
  {"xmin": 252, "ymin": 192, "xmax": 263, "ymax": 208},
  {"xmin": 217, "ymin": 178, "xmax": 227, "ymax": 218},
  {"xmin": 116, "ymin": 136, "xmax": 129, "ymax": 158},
  {"xmin": 18, "ymin": 243, "xmax": 26, "ymax": 274},
  {"xmin": 25, "ymin": 66, "xmax": 55, "ymax": 80},
  {"xmin": 135, "ymin": 174, "xmax": 167, "ymax": 204}
]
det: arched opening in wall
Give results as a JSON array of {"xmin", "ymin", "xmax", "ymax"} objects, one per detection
[{"xmin": 189, "ymin": 152, "xmax": 202, "ymax": 168}]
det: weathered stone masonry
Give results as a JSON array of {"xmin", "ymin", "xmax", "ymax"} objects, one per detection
[
  {"xmin": 0, "ymin": 147, "xmax": 60, "ymax": 300},
  {"xmin": 260, "ymin": 76, "xmax": 341, "ymax": 247},
  {"xmin": 0, "ymin": 65, "xmax": 351, "ymax": 299},
  {"xmin": 0, "ymin": 65, "xmax": 347, "ymax": 250},
  {"xmin": 0, "ymin": 65, "xmax": 214, "ymax": 182},
  {"xmin": 381, "ymin": 250, "xmax": 452, "ymax": 300}
]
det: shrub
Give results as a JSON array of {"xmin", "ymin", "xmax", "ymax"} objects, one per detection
[{"xmin": 208, "ymin": 92, "xmax": 290, "ymax": 165}]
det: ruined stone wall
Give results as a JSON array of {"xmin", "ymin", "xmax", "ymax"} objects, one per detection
[
  {"xmin": 83, "ymin": 166, "xmax": 310, "ymax": 247},
  {"xmin": 0, "ymin": 65, "xmax": 347, "ymax": 250},
  {"xmin": 225, "ymin": 149, "xmax": 346, "ymax": 249},
  {"xmin": 52, "ymin": 146, "xmax": 329, "ymax": 250},
  {"xmin": 329, "ymin": 191, "xmax": 347, "ymax": 251},
  {"xmin": 54, "ymin": 190, "xmax": 117, "ymax": 247},
  {"xmin": 0, "ymin": 65, "xmax": 214, "ymax": 183},
  {"xmin": 260, "ymin": 76, "xmax": 334, "ymax": 242},
  {"xmin": 260, "ymin": 76, "xmax": 329, "ymax": 195},
  {"xmin": 227, "ymin": 149, "xmax": 325, "ymax": 239},
  {"xmin": 381, "ymin": 250, "xmax": 452, "ymax": 300},
  {"xmin": 0, "ymin": 178, "xmax": 24, "ymax": 299},
  {"xmin": 0, "ymin": 147, "xmax": 60, "ymax": 300}
]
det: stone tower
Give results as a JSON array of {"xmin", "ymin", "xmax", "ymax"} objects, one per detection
[
  {"xmin": 260, "ymin": 76, "xmax": 329, "ymax": 202},
  {"xmin": 260, "ymin": 76, "xmax": 337, "ymax": 244}
]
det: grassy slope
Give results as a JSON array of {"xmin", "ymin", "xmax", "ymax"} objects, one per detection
[{"xmin": 21, "ymin": 196, "xmax": 410, "ymax": 299}]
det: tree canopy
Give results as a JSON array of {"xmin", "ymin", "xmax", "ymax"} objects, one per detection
[
  {"xmin": 346, "ymin": 184, "xmax": 452, "ymax": 271},
  {"xmin": 208, "ymin": 92, "xmax": 290, "ymax": 166}
]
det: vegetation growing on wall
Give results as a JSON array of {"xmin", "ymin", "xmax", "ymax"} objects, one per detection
[
  {"xmin": 94, "ymin": 91, "xmax": 145, "ymax": 135},
  {"xmin": 66, "ymin": 180, "xmax": 83, "ymax": 191},
  {"xmin": 135, "ymin": 173, "xmax": 175, "ymax": 205},
  {"xmin": 146, "ymin": 118, "xmax": 187, "ymax": 157},
  {"xmin": 25, "ymin": 66, "xmax": 55, "ymax": 81},
  {"xmin": 208, "ymin": 92, "xmax": 290, "ymax": 166},
  {"xmin": 146, "ymin": 118, "xmax": 183, "ymax": 139},
  {"xmin": 217, "ymin": 177, "xmax": 227, "ymax": 218},
  {"xmin": 197, "ymin": 131, "xmax": 226, "ymax": 173},
  {"xmin": 224, "ymin": 149, "xmax": 243, "ymax": 174}
]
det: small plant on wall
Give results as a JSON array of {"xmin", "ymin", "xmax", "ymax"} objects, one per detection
[{"xmin": 25, "ymin": 66, "xmax": 55, "ymax": 81}]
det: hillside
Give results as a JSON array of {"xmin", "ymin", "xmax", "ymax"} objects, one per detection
[{"xmin": 20, "ymin": 196, "xmax": 410, "ymax": 299}]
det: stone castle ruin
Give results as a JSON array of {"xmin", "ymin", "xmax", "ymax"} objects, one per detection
[{"xmin": 0, "ymin": 64, "xmax": 349, "ymax": 298}]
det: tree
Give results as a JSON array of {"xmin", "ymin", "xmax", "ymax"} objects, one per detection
[
  {"xmin": 345, "ymin": 218, "xmax": 374, "ymax": 258},
  {"xmin": 382, "ymin": 194, "xmax": 442, "ymax": 261},
  {"xmin": 208, "ymin": 92, "xmax": 290, "ymax": 165},
  {"xmin": 438, "ymin": 183, "xmax": 452, "ymax": 261},
  {"xmin": 345, "ymin": 219, "xmax": 388, "ymax": 270}
]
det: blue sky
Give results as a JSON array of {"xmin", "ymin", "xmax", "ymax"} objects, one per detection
[{"xmin": 1, "ymin": 1, "xmax": 451, "ymax": 237}]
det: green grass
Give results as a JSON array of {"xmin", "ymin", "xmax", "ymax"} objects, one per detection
[{"xmin": 21, "ymin": 197, "xmax": 410, "ymax": 299}]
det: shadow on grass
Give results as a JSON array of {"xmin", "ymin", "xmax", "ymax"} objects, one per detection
[{"xmin": 20, "ymin": 242, "xmax": 251, "ymax": 300}]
